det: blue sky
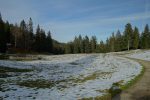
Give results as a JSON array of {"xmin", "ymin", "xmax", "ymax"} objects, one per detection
[{"xmin": 0, "ymin": 0, "xmax": 150, "ymax": 43}]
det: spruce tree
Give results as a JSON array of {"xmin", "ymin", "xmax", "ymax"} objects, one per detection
[
  {"xmin": 5, "ymin": 21, "xmax": 11, "ymax": 44},
  {"xmin": 133, "ymin": 27, "xmax": 139, "ymax": 49},
  {"xmin": 27, "ymin": 18, "xmax": 34, "ymax": 50},
  {"xmin": 73, "ymin": 36, "xmax": 80, "ymax": 53},
  {"xmin": 141, "ymin": 24, "xmax": 149, "ymax": 49},
  {"xmin": 20, "ymin": 20, "xmax": 27, "ymax": 49},
  {"xmin": 46, "ymin": 31, "xmax": 53, "ymax": 53},
  {"xmin": 115, "ymin": 30, "xmax": 122, "ymax": 51},
  {"xmin": 78, "ymin": 35, "xmax": 82, "ymax": 53},
  {"xmin": 81, "ymin": 37, "xmax": 85, "ymax": 53},
  {"xmin": 124, "ymin": 23, "xmax": 133, "ymax": 50},
  {"xmin": 105, "ymin": 38, "xmax": 110, "ymax": 52},
  {"xmin": 40, "ymin": 29, "xmax": 46, "ymax": 52},
  {"xmin": 65, "ymin": 42, "xmax": 73, "ymax": 54},
  {"xmin": 34, "ymin": 25, "xmax": 41, "ymax": 52},
  {"xmin": 110, "ymin": 32, "xmax": 115, "ymax": 52},
  {"xmin": 91, "ymin": 36, "xmax": 97, "ymax": 53},
  {"xmin": 99, "ymin": 40, "xmax": 105, "ymax": 53},
  {"xmin": 84, "ymin": 35, "xmax": 90, "ymax": 53},
  {"xmin": 0, "ymin": 13, "xmax": 6, "ymax": 53}
]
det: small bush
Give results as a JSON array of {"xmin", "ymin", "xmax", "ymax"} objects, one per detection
[{"xmin": 109, "ymin": 83, "xmax": 122, "ymax": 97}]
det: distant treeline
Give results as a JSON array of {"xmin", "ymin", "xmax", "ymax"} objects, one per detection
[
  {"xmin": 66, "ymin": 23, "xmax": 150, "ymax": 53},
  {"xmin": 0, "ymin": 13, "xmax": 64, "ymax": 54},
  {"xmin": 0, "ymin": 13, "xmax": 150, "ymax": 54}
]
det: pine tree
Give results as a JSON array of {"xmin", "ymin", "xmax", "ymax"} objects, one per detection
[
  {"xmin": 34, "ymin": 25, "xmax": 41, "ymax": 52},
  {"xmin": 65, "ymin": 42, "xmax": 73, "ymax": 54},
  {"xmin": 90, "ymin": 36, "xmax": 97, "ymax": 53},
  {"xmin": 115, "ymin": 30, "xmax": 122, "ymax": 51},
  {"xmin": 46, "ymin": 31, "xmax": 53, "ymax": 53},
  {"xmin": 78, "ymin": 35, "xmax": 82, "ymax": 53},
  {"xmin": 0, "ymin": 13, "xmax": 6, "ymax": 53},
  {"xmin": 65, "ymin": 43, "xmax": 70, "ymax": 54},
  {"xmin": 124, "ymin": 23, "xmax": 133, "ymax": 50},
  {"xmin": 84, "ymin": 35, "xmax": 90, "ymax": 53},
  {"xmin": 4, "ymin": 21, "xmax": 11, "ymax": 44},
  {"xmin": 99, "ymin": 40, "xmax": 105, "ymax": 53},
  {"xmin": 27, "ymin": 18, "xmax": 34, "ymax": 50},
  {"xmin": 141, "ymin": 24, "xmax": 149, "ymax": 49},
  {"xmin": 81, "ymin": 37, "xmax": 85, "ymax": 53},
  {"xmin": 11, "ymin": 24, "xmax": 20, "ymax": 48},
  {"xmin": 109, "ymin": 32, "xmax": 115, "ymax": 52},
  {"xmin": 105, "ymin": 38, "xmax": 110, "ymax": 52},
  {"xmin": 40, "ymin": 29, "xmax": 46, "ymax": 52},
  {"xmin": 73, "ymin": 36, "xmax": 80, "ymax": 53},
  {"xmin": 133, "ymin": 27, "xmax": 139, "ymax": 49},
  {"xmin": 20, "ymin": 20, "xmax": 27, "ymax": 49}
]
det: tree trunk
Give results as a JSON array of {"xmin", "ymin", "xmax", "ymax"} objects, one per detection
[{"xmin": 128, "ymin": 40, "xmax": 130, "ymax": 51}]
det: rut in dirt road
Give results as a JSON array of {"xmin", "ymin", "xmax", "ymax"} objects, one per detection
[{"xmin": 113, "ymin": 58, "xmax": 150, "ymax": 100}]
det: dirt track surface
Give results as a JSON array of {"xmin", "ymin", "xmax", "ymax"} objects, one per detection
[{"xmin": 113, "ymin": 58, "xmax": 150, "ymax": 100}]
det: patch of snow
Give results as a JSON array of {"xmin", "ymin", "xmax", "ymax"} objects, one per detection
[
  {"xmin": 126, "ymin": 50, "xmax": 150, "ymax": 61},
  {"xmin": 0, "ymin": 54, "xmax": 142, "ymax": 100}
]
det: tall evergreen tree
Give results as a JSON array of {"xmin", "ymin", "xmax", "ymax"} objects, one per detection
[
  {"xmin": 4, "ymin": 21, "xmax": 11, "ymax": 44},
  {"xmin": 65, "ymin": 42, "xmax": 73, "ymax": 54},
  {"xmin": 109, "ymin": 32, "xmax": 115, "ymax": 52},
  {"xmin": 34, "ymin": 24, "xmax": 41, "ymax": 52},
  {"xmin": 99, "ymin": 40, "xmax": 105, "ymax": 53},
  {"xmin": 84, "ymin": 35, "xmax": 90, "ymax": 53},
  {"xmin": 81, "ymin": 37, "xmax": 85, "ymax": 53},
  {"xmin": 20, "ymin": 20, "xmax": 27, "ymax": 49},
  {"xmin": 46, "ymin": 31, "xmax": 53, "ymax": 53},
  {"xmin": 0, "ymin": 13, "xmax": 6, "ymax": 53},
  {"xmin": 27, "ymin": 18, "xmax": 34, "ymax": 50},
  {"xmin": 124, "ymin": 23, "xmax": 133, "ymax": 50},
  {"xmin": 73, "ymin": 36, "xmax": 80, "ymax": 53},
  {"xmin": 133, "ymin": 27, "xmax": 139, "ymax": 49},
  {"xmin": 78, "ymin": 35, "xmax": 83, "ymax": 53},
  {"xmin": 90, "ymin": 36, "xmax": 97, "ymax": 53},
  {"xmin": 141, "ymin": 24, "xmax": 149, "ymax": 49},
  {"xmin": 115, "ymin": 30, "xmax": 122, "ymax": 51},
  {"xmin": 11, "ymin": 24, "xmax": 20, "ymax": 48},
  {"xmin": 40, "ymin": 29, "xmax": 46, "ymax": 52},
  {"xmin": 105, "ymin": 38, "xmax": 110, "ymax": 52}
]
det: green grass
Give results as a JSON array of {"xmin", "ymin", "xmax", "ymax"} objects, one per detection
[
  {"xmin": 18, "ymin": 79, "xmax": 55, "ymax": 89},
  {"xmin": 79, "ymin": 93, "xmax": 111, "ymax": 100},
  {"xmin": 0, "ymin": 54, "xmax": 9, "ymax": 60},
  {"xmin": 109, "ymin": 65, "xmax": 144, "ymax": 98},
  {"xmin": 108, "ymin": 82, "xmax": 122, "ymax": 97},
  {"xmin": 9, "ymin": 59, "xmax": 36, "ymax": 61},
  {"xmin": 0, "ymin": 66, "xmax": 32, "ymax": 73},
  {"xmin": 75, "ymin": 73, "xmax": 97, "ymax": 83},
  {"xmin": 0, "ymin": 66, "xmax": 33, "ymax": 78},
  {"xmin": 74, "ymin": 72, "xmax": 112, "ymax": 83},
  {"xmin": 120, "ymin": 66, "xmax": 144, "ymax": 90},
  {"xmin": 80, "ymin": 65, "xmax": 144, "ymax": 100}
]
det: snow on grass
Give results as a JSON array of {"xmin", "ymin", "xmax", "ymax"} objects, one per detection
[
  {"xmin": 0, "ymin": 54, "xmax": 142, "ymax": 100},
  {"xmin": 125, "ymin": 50, "xmax": 150, "ymax": 61}
]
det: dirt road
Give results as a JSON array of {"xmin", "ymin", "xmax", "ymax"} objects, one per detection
[{"xmin": 113, "ymin": 58, "xmax": 150, "ymax": 100}]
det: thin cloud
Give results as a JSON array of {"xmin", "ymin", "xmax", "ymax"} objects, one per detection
[
  {"xmin": 0, "ymin": 0, "xmax": 150, "ymax": 42},
  {"xmin": 42, "ymin": 11, "xmax": 150, "ymax": 42},
  {"xmin": 43, "ymin": 12, "xmax": 150, "ymax": 32}
]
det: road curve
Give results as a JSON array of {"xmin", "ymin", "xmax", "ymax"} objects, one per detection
[{"xmin": 113, "ymin": 58, "xmax": 150, "ymax": 100}]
